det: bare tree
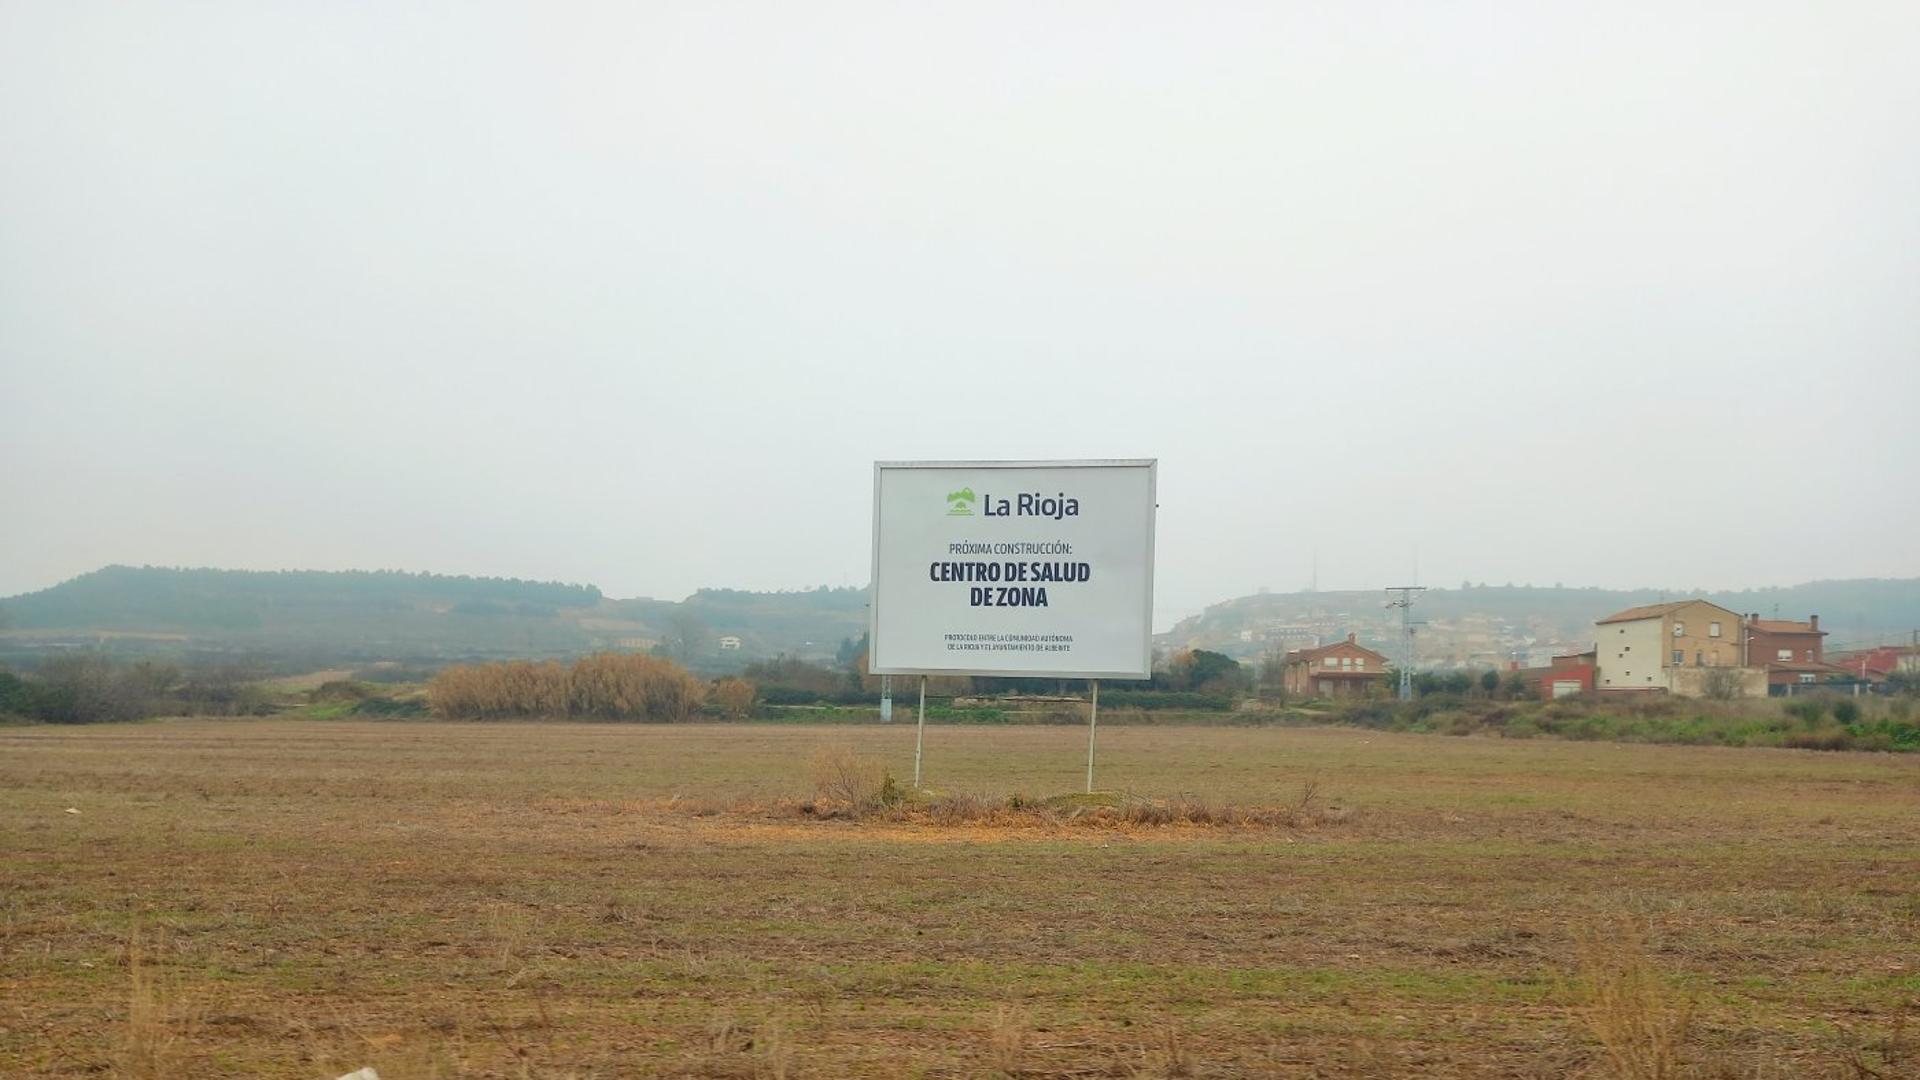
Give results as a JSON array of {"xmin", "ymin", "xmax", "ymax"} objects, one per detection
[
  {"xmin": 1257, "ymin": 646, "xmax": 1288, "ymax": 689},
  {"xmin": 668, "ymin": 609, "xmax": 707, "ymax": 664},
  {"xmin": 1701, "ymin": 666, "xmax": 1745, "ymax": 701}
]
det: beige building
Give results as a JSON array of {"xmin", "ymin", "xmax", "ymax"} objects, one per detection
[{"xmin": 1594, "ymin": 600, "xmax": 1757, "ymax": 696}]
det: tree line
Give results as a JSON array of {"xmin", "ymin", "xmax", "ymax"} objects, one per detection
[
  {"xmin": 2, "ymin": 565, "xmax": 604, "ymax": 631},
  {"xmin": 0, "ymin": 656, "xmax": 268, "ymax": 723}
]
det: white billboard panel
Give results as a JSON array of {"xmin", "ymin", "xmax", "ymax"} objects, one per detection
[{"xmin": 869, "ymin": 460, "xmax": 1156, "ymax": 679}]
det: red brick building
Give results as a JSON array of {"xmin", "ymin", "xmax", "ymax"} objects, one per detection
[
  {"xmin": 1512, "ymin": 651, "xmax": 1598, "ymax": 698},
  {"xmin": 1826, "ymin": 645, "xmax": 1918, "ymax": 684},
  {"xmin": 1743, "ymin": 614, "xmax": 1835, "ymax": 692},
  {"xmin": 1282, "ymin": 634, "xmax": 1390, "ymax": 698}
]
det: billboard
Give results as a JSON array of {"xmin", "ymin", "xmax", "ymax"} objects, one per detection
[{"xmin": 868, "ymin": 460, "xmax": 1156, "ymax": 679}]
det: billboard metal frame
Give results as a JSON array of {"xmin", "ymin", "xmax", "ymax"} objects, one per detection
[{"xmin": 867, "ymin": 458, "xmax": 1157, "ymax": 680}]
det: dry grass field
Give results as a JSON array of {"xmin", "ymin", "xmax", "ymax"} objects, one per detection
[{"xmin": 1, "ymin": 720, "xmax": 1915, "ymax": 1078}]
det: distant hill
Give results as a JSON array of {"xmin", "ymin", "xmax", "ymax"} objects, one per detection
[
  {"xmin": 602, "ymin": 586, "xmax": 869, "ymax": 661},
  {"xmin": 0, "ymin": 566, "xmax": 606, "ymax": 659},
  {"xmin": 0, "ymin": 566, "xmax": 867, "ymax": 669},
  {"xmin": 7, "ymin": 566, "xmax": 1911, "ymax": 674},
  {"xmin": 1, "ymin": 565, "xmax": 603, "ymax": 630}
]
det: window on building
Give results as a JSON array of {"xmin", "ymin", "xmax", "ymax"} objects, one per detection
[
  {"xmin": 1777, "ymin": 649, "xmax": 1792, "ymax": 662},
  {"xmin": 1672, "ymin": 650, "xmax": 1684, "ymax": 665},
  {"xmin": 1696, "ymin": 651, "xmax": 1703, "ymax": 666},
  {"xmin": 1354, "ymin": 658, "xmax": 1366, "ymax": 670},
  {"xmin": 1674, "ymin": 622, "xmax": 1685, "ymax": 637},
  {"xmin": 1710, "ymin": 622, "xmax": 1722, "ymax": 638},
  {"xmin": 1799, "ymin": 674, "xmax": 1816, "ymax": 684}
]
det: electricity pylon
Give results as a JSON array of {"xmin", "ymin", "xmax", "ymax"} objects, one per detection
[{"xmin": 1384, "ymin": 586, "xmax": 1426, "ymax": 701}]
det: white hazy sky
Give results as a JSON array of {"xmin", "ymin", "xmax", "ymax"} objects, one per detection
[{"xmin": 3, "ymin": 1, "xmax": 1916, "ymax": 629}]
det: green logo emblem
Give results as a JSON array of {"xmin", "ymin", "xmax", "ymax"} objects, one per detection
[{"xmin": 946, "ymin": 487, "xmax": 976, "ymax": 516}]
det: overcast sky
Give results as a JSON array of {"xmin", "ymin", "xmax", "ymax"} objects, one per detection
[{"xmin": 3, "ymin": 1, "xmax": 1915, "ymax": 628}]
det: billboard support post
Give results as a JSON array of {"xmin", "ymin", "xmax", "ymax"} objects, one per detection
[
  {"xmin": 913, "ymin": 676, "xmax": 927, "ymax": 788},
  {"xmin": 1085, "ymin": 679, "xmax": 1100, "ymax": 794}
]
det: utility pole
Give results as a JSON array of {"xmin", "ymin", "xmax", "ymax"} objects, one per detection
[{"xmin": 1385, "ymin": 586, "xmax": 1426, "ymax": 701}]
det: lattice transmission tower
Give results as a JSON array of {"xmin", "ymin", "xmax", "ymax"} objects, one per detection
[{"xmin": 1384, "ymin": 586, "xmax": 1426, "ymax": 701}]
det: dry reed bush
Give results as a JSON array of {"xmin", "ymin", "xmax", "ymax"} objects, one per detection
[
  {"xmin": 828, "ymin": 781, "xmax": 1354, "ymax": 830},
  {"xmin": 806, "ymin": 744, "xmax": 901, "ymax": 816},
  {"xmin": 1579, "ymin": 925, "xmax": 1695, "ymax": 1080},
  {"xmin": 986, "ymin": 1003, "xmax": 1030, "ymax": 1076},
  {"xmin": 427, "ymin": 659, "xmax": 569, "ymax": 719},
  {"xmin": 756, "ymin": 1016, "xmax": 794, "ymax": 1080},
  {"xmin": 116, "ymin": 931, "xmax": 193, "ymax": 1080},
  {"xmin": 1099, "ymin": 781, "xmax": 1346, "ymax": 829},
  {"xmin": 568, "ymin": 653, "xmax": 706, "ymax": 720},
  {"xmin": 929, "ymin": 790, "xmax": 1007, "ymax": 825},
  {"xmin": 701, "ymin": 1012, "xmax": 793, "ymax": 1080},
  {"xmin": 713, "ymin": 677, "xmax": 757, "ymax": 719},
  {"xmin": 427, "ymin": 654, "xmax": 704, "ymax": 721},
  {"xmin": 1832, "ymin": 1016, "xmax": 1916, "ymax": 1079},
  {"xmin": 1126, "ymin": 1017, "xmax": 1195, "ymax": 1079}
]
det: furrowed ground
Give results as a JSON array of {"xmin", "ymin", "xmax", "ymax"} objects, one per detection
[{"xmin": 0, "ymin": 721, "xmax": 1915, "ymax": 1078}]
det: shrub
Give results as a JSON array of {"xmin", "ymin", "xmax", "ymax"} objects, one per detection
[
  {"xmin": 1781, "ymin": 727, "xmax": 1855, "ymax": 752},
  {"xmin": 1784, "ymin": 699, "xmax": 1826, "ymax": 726},
  {"xmin": 177, "ymin": 662, "xmax": 270, "ymax": 716},
  {"xmin": 741, "ymin": 656, "xmax": 847, "ymax": 697},
  {"xmin": 569, "ymin": 653, "xmax": 706, "ymax": 720},
  {"xmin": 760, "ymin": 686, "xmax": 821, "ymax": 706},
  {"xmin": 1579, "ymin": 927, "xmax": 1694, "ymax": 1080},
  {"xmin": 0, "ymin": 671, "xmax": 32, "ymax": 717},
  {"xmin": 1565, "ymin": 714, "xmax": 1618, "ymax": 741},
  {"xmin": 1097, "ymin": 690, "xmax": 1233, "ymax": 711},
  {"xmin": 1699, "ymin": 666, "xmax": 1745, "ymax": 701},
  {"xmin": 807, "ymin": 745, "xmax": 902, "ymax": 816},
  {"xmin": 1342, "ymin": 702, "xmax": 1399, "ymax": 730},
  {"xmin": 427, "ymin": 654, "xmax": 704, "ymax": 721},
  {"xmin": 31, "ymin": 656, "xmax": 172, "ymax": 724},
  {"xmin": 349, "ymin": 665, "xmax": 437, "ymax": 685},
  {"xmin": 712, "ymin": 677, "xmax": 756, "ymax": 719},
  {"xmin": 309, "ymin": 680, "xmax": 371, "ymax": 703},
  {"xmin": 353, "ymin": 695, "xmax": 426, "ymax": 718},
  {"xmin": 428, "ymin": 660, "xmax": 569, "ymax": 719},
  {"xmin": 1874, "ymin": 718, "xmax": 1920, "ymax": 749},
  {"xmin": 1832, "ymin": 698, "xmax": 1861, "ymax": 725},
  {"xmin": 928, "ymin": 791, "xmax": 996, "ymax": 824},
  {"xmin": 1503, "ymin": 671, "xmax": 1534, "ymax": 700}
]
